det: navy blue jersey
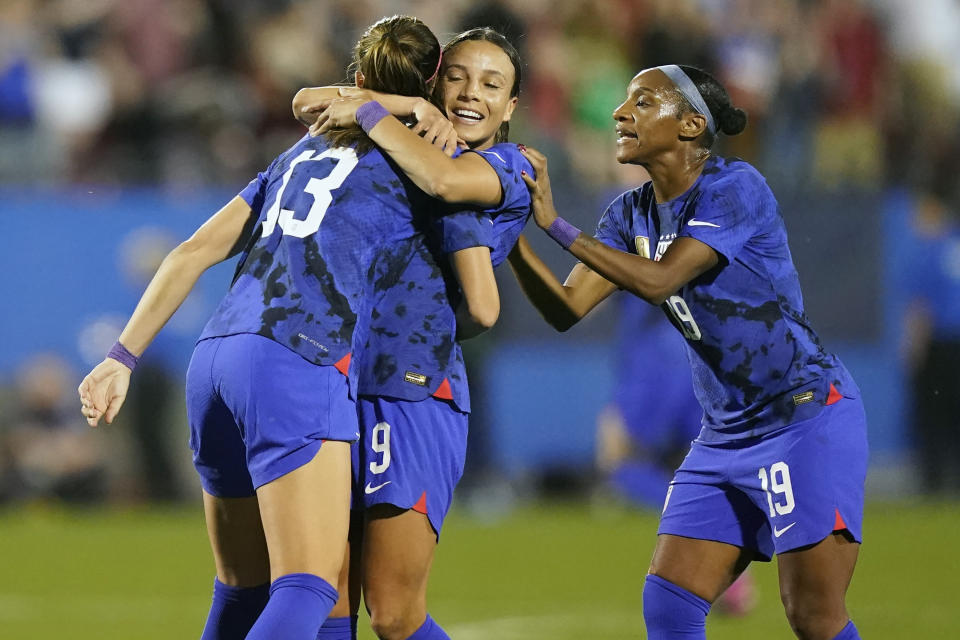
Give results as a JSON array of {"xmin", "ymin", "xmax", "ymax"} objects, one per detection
[
  {"xmin": 470, "ymin": 143, "xmax": 533, "ymax": 265},
  {"xmin": 199, "ymin": 134, "xmax": 430, "ymax": 396},
  {"xmin": 352, "ymin": 142, "xmax": 532, "ymax": 410},
  {"xmin": 594, "ymin": 155, "xmax": 857, "ymax": 441},
  {"xmin": 353, "ymin": 205, "xmax": 493, "ymax": 412}
]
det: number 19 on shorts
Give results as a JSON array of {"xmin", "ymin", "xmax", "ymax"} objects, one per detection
[{"xmin": 758, "ymin": 462, "xmax": 795, "ymax": 516}]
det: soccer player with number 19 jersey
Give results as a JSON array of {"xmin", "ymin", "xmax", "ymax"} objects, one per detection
[{"xmin": 508, "ymin": 65, "xmax": 867, "ymax": 640}]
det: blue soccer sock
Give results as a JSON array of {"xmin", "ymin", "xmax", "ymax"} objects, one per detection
[
  {"xmin": 246, "ymin": 573, "xmax": 339, "ymax": 640},
  {"xmin": 406, "ymin": 614, "xmax": 451, "ymax": 640},
  {"xmin": 643, "ymin": 574, "xmax": 711, "ymax": 639},
  {"xmin": 317, "ymin": 615, "xmax": 358, "ymax": 640},
  {"xmin": 832, "ymin": 620, "xmax": 861, "ymax": 639},
  {"xmin": 200, "ymin": 578, "xmax": 269, "ymax": 640}
]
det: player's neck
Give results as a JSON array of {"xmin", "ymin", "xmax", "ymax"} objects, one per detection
[{"xmin": 645, "ymin": 152, "xmax": 710, "ymax": 203}]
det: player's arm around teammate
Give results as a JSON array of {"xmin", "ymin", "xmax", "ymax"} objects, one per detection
[{"xmin": 508, "ymin": 66, "xmax": 864, "ymax": 640}]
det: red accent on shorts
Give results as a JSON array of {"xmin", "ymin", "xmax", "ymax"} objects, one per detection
[
  {"xmin": 826, "ymin": 383, "xmax": 842, "ymax": 406},
  {"xmin": 412, "ymin": 491, "xmax": 428, "ymax": 514},
  {"xmin": 432, "ymin": 378, "xmax": 453, "ymax": 401},
  {"xmin": 833, "ymin": 508, "xmax": 847, "ymax": 531},
  {"xmin": 333, "ymin": 352, "xmax": 351, "ymax": 377}
]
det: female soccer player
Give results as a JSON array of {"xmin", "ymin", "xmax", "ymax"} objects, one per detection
[
  {"xmin": 296, "ymin": 28, "xmax": 531, "ymax": 640},
  {"xmin": 77, "ymin": 16, "xmax": 458, "ymax": 640},
  {"xmin": 507, "ymin": 66, "xmax": 867, "ymax": 640}
]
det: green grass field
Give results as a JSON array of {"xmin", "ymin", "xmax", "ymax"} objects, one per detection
[{"xmin": 1, "ymin": 500, "xmax": 956, "ymax": 638}]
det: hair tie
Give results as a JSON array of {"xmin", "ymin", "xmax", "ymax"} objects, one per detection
[
  {"xmin": 654, "ymin": 65, "xmax": 716, "ymax": 135},
  {"xmin": 426, "ymin": 49, "xmax": 443, "ymax": 84}
]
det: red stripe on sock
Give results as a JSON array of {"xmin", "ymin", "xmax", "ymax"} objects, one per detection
[
  {"xmin": 826, "ymin": 383, "xmax": 842, "ymax": 405},
  {"xmin": 412, "ymin": 491, "xmax": 428, "ymax": 514}
]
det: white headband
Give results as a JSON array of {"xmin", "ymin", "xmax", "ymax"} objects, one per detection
[{"xmin": 655, "ymin": 65, "xmax": 716, "ymax": 136}]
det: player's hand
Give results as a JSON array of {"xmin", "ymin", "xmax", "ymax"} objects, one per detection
[
  {"xmin": 310, "ymin": 97, "xmax": 371, "ymax": 136},
  {"xmin": 78, "ymin": 358, "xmax": 132, "ymax": 427},
  {"xmin": 296, "ymin": 95, "xmax": 337, "ymax": 127},
  {"xmin": 518, "ymin": 145, "xmax": 558, "ymax": 229},
  {"xmin": 409, "ymin": 99, "xmax": 462, "ymax": 156}
]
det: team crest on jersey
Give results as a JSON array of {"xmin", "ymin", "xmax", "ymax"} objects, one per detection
[
  {"xmin": 404, "ymin": 371, "xmax": 428, "ymax": 386},
  {"xmin": 655, "ymin": 234, "xmax": 677, "ymax": 261},
  {"xmin": 634, "ymin": 236, "xmax": 651, "ymax": 259}
]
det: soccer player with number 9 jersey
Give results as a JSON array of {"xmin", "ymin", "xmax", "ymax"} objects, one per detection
[{"xmin": 508, "ymin": 65, "xmax": 867, "ymax": 640}]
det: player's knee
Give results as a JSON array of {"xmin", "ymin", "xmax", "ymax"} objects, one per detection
[
  {"xmin": 365, "ymin": 587, "xmax": 425, "ymax": 640},
  {"xmin": 781, "ymin": 590, "xmax": 848, "ymax": 640},
  {"xmin": 368, "ymin": 606, "xmax": 422, "ymax": 640}
]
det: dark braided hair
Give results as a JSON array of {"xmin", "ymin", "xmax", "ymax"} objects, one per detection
[{"xmin": 675, "ymin": 65, "xmax": 747, "ymax": 148}]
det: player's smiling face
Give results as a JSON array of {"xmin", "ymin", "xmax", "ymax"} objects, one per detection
[
  {"xmin": 438, "ymin": 39, "xmax": 518, "ymax": 150},
  {"xmin": 613, "ymin": 69, "xmax": 684, "ymax": 164}
]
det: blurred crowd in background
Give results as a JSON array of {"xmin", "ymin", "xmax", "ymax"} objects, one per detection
[
  {"xmin": 4, "ymin": 0, "xmax": 960, "ymax": 194},
  {"xmin": 2, "ymin": 0, "xmax": 959, "ymax": 506}
]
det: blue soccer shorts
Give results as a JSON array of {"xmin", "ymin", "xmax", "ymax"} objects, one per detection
[
  {"xmin": 186, "ymin": 333, "xmax": 359, "ymax": 498},
  {"xmin": 353, "ymin": 396, "xmax": 468, "ymax": 537},
  {"xmin": 658, "ymin": 394, "xmax": 868, "ymax": 560}
]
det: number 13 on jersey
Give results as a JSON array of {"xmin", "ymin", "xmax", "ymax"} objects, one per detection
[{"xmin": 262, "ymin": 147, "xmax": 359, "ymax": 238}]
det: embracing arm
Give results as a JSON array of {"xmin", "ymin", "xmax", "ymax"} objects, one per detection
[
  {"xmin": 79, "ymin": 196, "xmax": 256, "ymax": 426},
  {"xmin": 507, "ymin": 236, "xmax": 618, "ymax": 331},
  {"xmin": 313, "ymin": 93, "xmax": 503, "ymax": 207},
  {"xmin": 450, "ymin": 246, "xmax": 500, "ymax": 340},
  {"xmin": 293, "ymin": 86, "xmax": 424, "ymax": 127}
]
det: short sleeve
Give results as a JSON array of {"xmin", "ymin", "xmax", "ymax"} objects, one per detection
[
  {"xmin": 238, "ymin": 157, "xmax": 278, "ymax": 215},
  {"xmin": 469, "ymin": 144, "xmax": 534, "ymax": 266},
  {"xmin": 438, "ymin": 209, "xmax": 495, "ymax": 254},
  {"xmin": 593, "ymin": 193, "xmax": 633, "ymax": 253},
  {"xmin": 679, "ymin": 178, "xmax": 760, "ymax": 263}
]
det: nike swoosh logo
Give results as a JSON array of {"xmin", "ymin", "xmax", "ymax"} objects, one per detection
[
  {"xmin": 364, "ymin": 481, "xmax": 392, "ymax": 495},
  {"xmin": 687, "ymin": 219, "xmax": 721, "ymax": 228},
  {"xmin": 773, "ymin": 522, "xmax": 796, "ymax": 538}
]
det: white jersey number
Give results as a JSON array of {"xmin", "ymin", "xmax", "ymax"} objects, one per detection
[
  {"xmin": 665, "ymin": 295, "xmax": 702, "ymax": 341},
  {"xmin": 262, "ymin": 147, "xmax": 359, "ymax": 238},
  {"xmin": 369, "ymin": 422, "xmax": 392, "ymax": 474},
  {"xmin": 758, "ymin": 462, "xmax": 795, "ymax": 516}
]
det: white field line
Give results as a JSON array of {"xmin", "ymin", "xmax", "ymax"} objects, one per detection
[{"xmin": 445, "ymin": 611, "xmax": 644, "ymax": 639}]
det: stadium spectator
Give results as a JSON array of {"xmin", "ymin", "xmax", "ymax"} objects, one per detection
[
  {"xmin": 901, "ymin": 158, "xmax": 960, "ymax": 494},
  {"xmin": 2, "ymin": 354, "xmax": 107, "ymax": 503}
]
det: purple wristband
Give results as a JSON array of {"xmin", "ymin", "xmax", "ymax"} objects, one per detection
[
  {"xmin": 355, "ymin": 101, "xmax": 390, "ymax": 133},
  {"xmin": 546, "ymin": 217, "xmax": 582, "ymax": 249},
  {"xmin": 107, "ymin": 341, "xmax": 139, "ymax": 371}
]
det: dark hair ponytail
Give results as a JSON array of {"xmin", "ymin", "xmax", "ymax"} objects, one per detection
[
  {"xmin": 325, "ymin": 15, "xmax": 441, "ymax": 155},
  {"xmin": 677, "ymin": 65, "xmax": 747, "ymax": 147},
  {"xmin": 441, "ymin": 27, "xmax": 522, "ymax": 144}
]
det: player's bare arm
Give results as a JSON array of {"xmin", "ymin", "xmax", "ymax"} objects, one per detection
[
  {"xmin": 314, "ymin": 99, "xmax": 502, "ymax": 206},
  {"xmin": 520, "ymin": 145, "xmax": 718, "ymax": 305},
  {"xmin": 450, "ymin": 246, "xmax": 500, "ymax": 340},
  {"xmin": 78, "ymin": 196, "xmax": 256, "ymax": 427},
  {"xmin": 507, "ymin": 236, "xmax": 617, "ymax": 331},
  {"xmin": 293, "ymin": 86, "xmax": 421, "ymax": 128}
]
